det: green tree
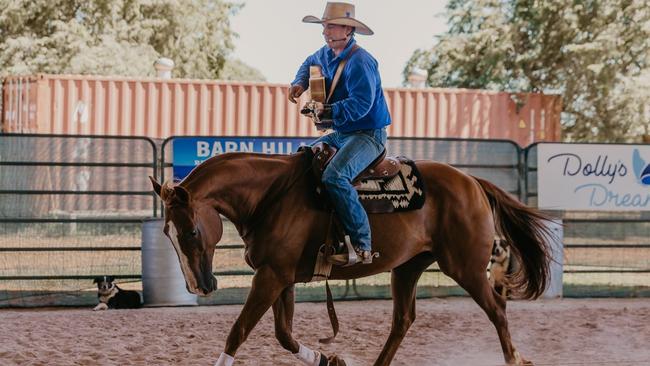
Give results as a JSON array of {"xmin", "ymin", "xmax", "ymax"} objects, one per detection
[
  {"xmin": 0, "ymin": 0, "xmax": 264, "ymax": 81},
  {"xmin": 220, "ymin": 58, "xmax": 266, "ymax": 82},
  {"xmin": 406, "ymin": 0, "xmax": 650, "ymax": 142}
]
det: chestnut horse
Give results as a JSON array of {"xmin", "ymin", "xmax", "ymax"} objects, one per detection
[{"xmin": 149, "ymin": 150, "xmax": 551, "ymax": 366}]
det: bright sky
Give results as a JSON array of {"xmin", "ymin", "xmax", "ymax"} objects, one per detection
[{"xmin": 230, "ymin": 0, "xmax": 449, "ymax": 87}]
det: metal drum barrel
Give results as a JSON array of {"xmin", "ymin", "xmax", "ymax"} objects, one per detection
[{"xmin": 141, "ymin": 218, "xmax": 198, "ymax": 306}]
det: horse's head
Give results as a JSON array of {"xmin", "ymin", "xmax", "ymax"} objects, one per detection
[{"xmin": 149, "ymin": 176, "xmax": 221, "ymax": 296}]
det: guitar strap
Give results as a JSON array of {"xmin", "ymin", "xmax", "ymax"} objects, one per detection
[{"xmin": 326, "ymin": 44, "xmax": 360, "ymax": 103}]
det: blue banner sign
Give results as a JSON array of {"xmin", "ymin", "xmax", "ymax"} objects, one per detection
[{"xmin": 172, "ymin": 137, "xmax": 313, "ymax": 181}]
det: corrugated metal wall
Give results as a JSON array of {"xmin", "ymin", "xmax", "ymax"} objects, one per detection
[{"xmin": 1, "ymin": 74, "xmax": 562, "ymax": 146}]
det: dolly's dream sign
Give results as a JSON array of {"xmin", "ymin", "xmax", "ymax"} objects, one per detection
[{"xmin": 537, "ymin": 143, "xmax": 650, "ymax": 211}]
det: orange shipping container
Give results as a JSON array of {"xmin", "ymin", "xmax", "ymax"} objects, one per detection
[{"xmin": 2, "ymin": 74, "xmax": 561, "ymax": 146}]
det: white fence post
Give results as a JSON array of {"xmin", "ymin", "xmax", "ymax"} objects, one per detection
[{"xmin": 543, "ymin": 219, "xmax": 564, "ymax": 298}]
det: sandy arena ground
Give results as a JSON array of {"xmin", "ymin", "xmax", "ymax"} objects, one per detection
[{"xmin": 0, "ymin": 298, "xmax": 648, "ymax": 366}]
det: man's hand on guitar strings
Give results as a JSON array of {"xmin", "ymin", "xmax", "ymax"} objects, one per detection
[
  {"xmin": 318, "ymin": 103, "xmax": 332, "ymax": 120},
  {"xmin": 300, "ymin": 101, "xmax": 324, "ymax": 116}
]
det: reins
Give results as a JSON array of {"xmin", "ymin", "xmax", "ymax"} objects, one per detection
[{"xmin": 319, "ymin": 210, "xmax": 340, "ymax": 344}]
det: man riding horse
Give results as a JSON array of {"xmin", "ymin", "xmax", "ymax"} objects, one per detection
[
  {"xmin": 150, "ymin": 2, "xmax": 554, "ymax": 365},
  {"xmin": 288, "ymin": 1, "xmax": 390, "ymax": 265}
]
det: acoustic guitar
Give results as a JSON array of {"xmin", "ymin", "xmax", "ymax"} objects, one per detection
[
  {"xmin": 304, "ymin": 65, "xmax": 331, "ymax": 131},
  {"xmin": 302, "ymin": 46, "xmax": 359, "ymax": 131}
]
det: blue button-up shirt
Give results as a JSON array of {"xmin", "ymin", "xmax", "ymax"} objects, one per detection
[{"xmin": 291, "ymin": 38, "xmax": 391, "ymax": 133}]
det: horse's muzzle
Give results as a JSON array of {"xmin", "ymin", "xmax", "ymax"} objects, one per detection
[
  {"xmin": 205, "ymin": 276, "xmax": 218, "ymax": 294},
  {"xmin": 185, "ymin": 274, "xmax": 217, "ymax": 296}
]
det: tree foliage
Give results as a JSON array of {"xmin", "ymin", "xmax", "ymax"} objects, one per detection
[
  {"xmin": 406, "ymin": 0, "xmax": 650, "ymax": 142},
  {"xmin": 220, "ymin": 58, "xmax": 265, "ymax": 82},
  {"xmin": 0, "ymin": 0, "xmax": 264, "ymax": 81}
]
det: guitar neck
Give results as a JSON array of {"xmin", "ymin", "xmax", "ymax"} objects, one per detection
[{"xmin": 309, "ymin": 66, "xmax": 326, "ymax": 103}]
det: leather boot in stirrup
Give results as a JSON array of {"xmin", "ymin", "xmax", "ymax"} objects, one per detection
[
  {"xmin": 355, "ymin": 248, "xmax": 374, "ymax": 265},
  {"xmin": 327, "ymin": 235, "xmax": 378, "ymax": 267}
]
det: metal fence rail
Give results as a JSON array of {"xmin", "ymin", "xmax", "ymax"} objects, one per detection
[
  {"xmin": 1, "ymin": 134, "xmax": 649, "ymax": 307},
  {"xmin": 0, "ymin": 134, "xmax": 158, "ymax": 307}
]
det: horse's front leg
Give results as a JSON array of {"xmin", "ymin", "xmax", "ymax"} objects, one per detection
[
  {"xmin": 215, "ymin": 265, "xmax": 287, "ymax": 366},
  {"xmin": 273, "ymin": 285, "xmax": 328, "ymax": 366}
]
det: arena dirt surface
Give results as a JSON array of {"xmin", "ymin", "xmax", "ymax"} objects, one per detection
[{"xmin": 0, "ymin": 298, "xmax": 648, "ymax": 366}]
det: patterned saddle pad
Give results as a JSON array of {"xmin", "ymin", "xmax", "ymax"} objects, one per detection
[
  {"xmin": 312, "ymin": 157, "xmax": 426, "ymax": 214},
  {"xmin": 354, "ymin": 158, "xmax": 426, "ymax": 213}
]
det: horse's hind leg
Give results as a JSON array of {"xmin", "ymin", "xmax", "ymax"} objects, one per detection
[
  {"xmin": 272, "ymin": 285, "xmax": 329, "ymax": 365},
  {"xmin": 440, "ymin": 256, "xmax": 527, "ymax": 365},
  {"xmin": 374, "ymin": 253, "xmax": 434, "ymax": 366}
]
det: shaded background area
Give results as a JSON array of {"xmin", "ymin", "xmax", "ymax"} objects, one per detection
[{"xmin": 1, "ymin": 135, "xmax": 649, "ymax": 308}]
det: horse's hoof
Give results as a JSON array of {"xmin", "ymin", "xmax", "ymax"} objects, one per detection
[
  {"xmin": 327, "ymin": 354, "xmax": 347, "ymax": 366},
  {"xmin": 509, "ymin": 350, "xmax": 533, "ymax": 365},
  {"xmin": 509, "ymin": 356, "xmax": 534, "ymax": 365}
]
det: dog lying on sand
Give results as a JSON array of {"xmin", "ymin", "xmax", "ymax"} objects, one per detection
[{"xmin": 92, "ymin": 276, "xmax": 142, "ymax": 311}]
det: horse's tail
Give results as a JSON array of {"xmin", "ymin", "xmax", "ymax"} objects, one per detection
[{"xmin": 474, "ymin": 176, "xmax": 552, "ymax": 299}]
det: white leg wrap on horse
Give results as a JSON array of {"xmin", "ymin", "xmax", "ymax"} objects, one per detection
[
  {"xmin": 214, "ymin": 352, "xmax": 234, "ymax": 366},
  {"xmin": 293, "ymin": 343, "xmax": 320, "ymax": 366}
]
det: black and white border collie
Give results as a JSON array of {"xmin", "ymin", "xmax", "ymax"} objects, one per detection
[{"xmin": 92, "ymin": 276, "xmax": 142, "ymax": 310}]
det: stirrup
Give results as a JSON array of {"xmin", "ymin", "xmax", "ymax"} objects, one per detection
[
  {"xmin": 327, "ymin": 236, "xmax": 378, "ymax": 267},
  {"xmin": 327, "ymin": 235, "xmax": 358, "ymax": 266}
]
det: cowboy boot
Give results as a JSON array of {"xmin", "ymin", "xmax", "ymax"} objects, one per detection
[
  {"xmin": 354, "ymin": 248, "xmax": 374, "ymax": 265},
  {"xmin": 344, "ymin": 236, "xmax": 379, "ymax": 266}
]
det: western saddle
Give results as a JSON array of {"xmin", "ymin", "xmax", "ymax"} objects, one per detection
[{"xmin": 308, "ymin": 142, "xmax": 401, "ymax": 184}]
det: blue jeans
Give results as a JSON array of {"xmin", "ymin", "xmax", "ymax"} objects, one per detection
[{"xmin": 311, "ymin": 128, "xmax": 387, "ymax": 251}]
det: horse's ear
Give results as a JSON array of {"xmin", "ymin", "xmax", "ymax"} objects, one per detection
[
  {"xmin": 161, "ymin": 181, "xmax": 174, "ymax": 203},
  {"xmin": 160, "ymin": 181, "xmax": 190, "ymax": 206},
  {"xmin": 149, "ymin": 176, "xmax": 162, "ymax": 198},
  {"xmin": 174, "ymin": 186, "xmax": 190, "ymax": 205}
]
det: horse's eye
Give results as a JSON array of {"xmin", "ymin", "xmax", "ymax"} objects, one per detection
[{"xmin": 190, "ymin": 229, "xmax": 198, "ymax": 236}]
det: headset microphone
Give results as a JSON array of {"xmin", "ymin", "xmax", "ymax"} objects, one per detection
[{"xmin": 328, "ymin": 31, "xmax": 352, "ymax": 43}]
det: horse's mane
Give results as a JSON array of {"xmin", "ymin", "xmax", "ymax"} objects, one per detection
[
  {"xmin": 181, "ymin": 152, "xmax": 305, "ymax": 186},
  {"xmin": 178, "ymin": 152, "xmax": 311, "ymax": 220}
]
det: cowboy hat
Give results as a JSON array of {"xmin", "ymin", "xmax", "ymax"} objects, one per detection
[{"xmin": 302, "ymin": 2, "xmax": 374, "ymax": 36}]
